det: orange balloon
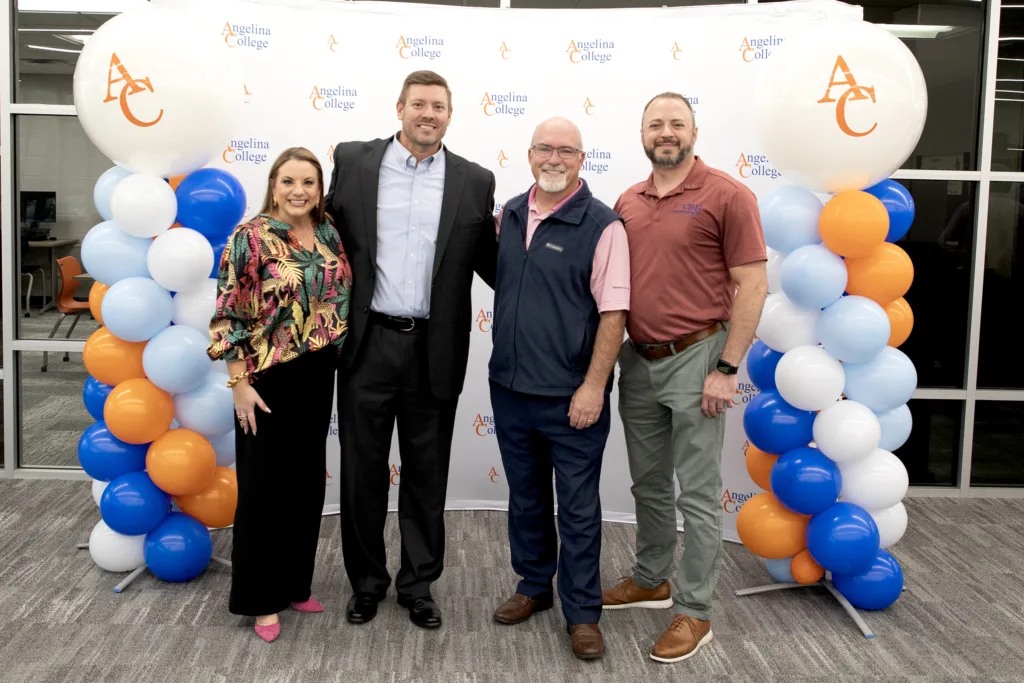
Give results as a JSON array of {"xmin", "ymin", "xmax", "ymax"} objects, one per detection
[
  {"xmin": 146, "ymin": 428, "xmax": 217, "ymax": 496},
  {"xmin": 174, "ymin": 467, "xmax": 238, "ymax": 528},
  {"xmin": 736, "ymin": 492, "xmax": 809, "ymax": 560},
  {"xmin": 167, "ymin": 175, "xmax": 187, "ymax": 191},
  {"xmin": 818, "ymin": 191, "xmax": 889, "ymax": 258},
  {"xmin": 845, "ymin": 243, "xmax": 914, "ymax": 306},
  {"xmin": 88, "ymin": 282, "xmax": 109, "ymax": 326},
  {"xmin": 884, "ymin": 297, "xmax": 914, "ymax": 347},
  {"xmin": 83, "ymin": 327, "xmax": 147, "ymax": 386},
  {"xmin": 745, "ymin": 444, "xmax": 778, "ymax": 492},
  {"xmin": 790, "ymin": 548, "xmax": 825, "ymax": 585},
  {"xmin": 103, "ymin": 378, "xmax": 174, "ymax": 445}
]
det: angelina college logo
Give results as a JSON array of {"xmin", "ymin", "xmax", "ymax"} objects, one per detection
[
  {"xmin": 223, "ymin": 138, "xmax": 270, "ymax": 165},
  {"xmin": 721, "ymin": 489, "xmax": 755, "ymax": 513},
  {"xmin": 818, "ymin": 56, "xmax": 877, "ymax": 137},
  {"xmin": 475, "ymin": 308, "xmax": 493, "ymax": 332},
  {"xmin": 397, "ymin": 35, "xmax": 444, "ymax": 60},
  {"xmin": 582, "ymin": 148, "xmax": 611, "ymax": 175},
  {"xmin": 735, "ymin": 153, "xmax": 780, "ymax": 180},
  {"xmin": 104, "ymin": 54, "xmax": 162, "ymax": 128},
  {"xmin": 473, "ymin": 414, "xmax": 496, "ymax": 436},
  {"xmin": 738, "ymin": 35, "xmax": 782, "ymax": 62},
  {"xmin": 310, "ymin": 85, "xmax": 357, "ymax": 112},
  {"xmin": 222, "ymin": 21, "xmax": 271, "ymax": 50},
  {"xmin": 481, "ymin": 92, "xmax": 528, "ymax": 117},
  {"xmin": 566, "ymin": 39, "xmax": 614, "ymax": 64}
]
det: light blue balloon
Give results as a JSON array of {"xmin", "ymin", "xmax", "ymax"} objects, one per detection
[
  {"xmin": 843, "ymin": 348, "xmax": 917, "ymax": 413},
  {"xmin": 758, "ymin": 185, "xmax": 824, "ymax": 254},
  {"xmin": 765, "ymin": 557, "xmax": 795, "ymax": 583},
  {"xmin": 817, "ymin": 295, "xmax": 891, "ymax": 363},
  {"xmin": 80, "ymin": 220, "xmax": 152, "ymax": 286},
  {"xmin": 210, "ymin": 430, "xmax": 236, "ymax": 468},
  {"xmin": 93, "ymin": 166, "xmax": 133, "ymax": 221},
  {"xmin": 779, "ymin": 244, "xmax": 847, "ymax": 310},
  {"xmin": 142, "ymin": 325, "xmax": 213, "ymax": 394},
  {"xmin": 876, "ymin": 404, "xmax": 912, "ymax": 451},
  {"xmin": 101, "ymin": 277, "xmax": 173, "ymax": 342},
  {"xmin": 174, "ymin": 371, "xmax": 234, "ymax": 439}
]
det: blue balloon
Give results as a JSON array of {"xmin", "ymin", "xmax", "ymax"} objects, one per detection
[
  {"xmin": 101, "ymin": 277, "xmax": 174, "ymax": 343},
  {"xmin": 100, "ymin": 471, "xmax": 171, "ymax": 536},
  {"xmin": 208, "ymin": 238, "xmax": 228, "ymax": 280},
  {"xmin": 806, "ymin": 501, "xmax": 880, "ymax": 575},
  {"xmin": 143, "ymin": 325, "xmax": 214, "ymax": 394},
  {"xmin": 765, "ymin": 557, "xmax": 795, "ymax": 583},
  {"xmin": 746, "ymin": 340, "xmax": 783, "ymax": 391},
  {"xmin": 770, "ymin": 447, "xmax": 842, "ymax": 516},
  {"xmin": 779, "ymin": 244, "xmax": 847, "ymax": 310},
  {"xmin": 82, "ymin": 376, "xmax": 114, "ymax": 422},
  {"xmin": 77, "ymin": 421, "xmax": 148, "ymax": 482},
  {"xmin": 742, "ymin": 389, "xmax": 815, "ymax": 455},
  {"xmin": 144, "ymin": 512, "xmax": 214, "ymax": 582},
  {"xmin": 864, "ymin": 179, "xmax": 914, "ymax": 243},
  {"xmin": 174, "ymin": 371, "xmax": 235, "ymax": 439},
  {"xmin": 758, "ymin": 185, "xmax": 824, "ymax": 254},
  {"xmin": 175, "ymin": 169, "xmax": 247, "ymax": 242},
  {"xmin": 843, "ymin": 347, "xmax": 918, "ymax": 413},
  {"xmin": 80, "ymin": 220, "xmax": 152, "ymax": 286},
  {"xmin": 876, "ymin": 404, "xmax": 913, "ymax": 451},
  {"xmin": 817, "ymin": 295, "xmax": 891, "ymax": 363},
  {"xmin": 93, "ymin": 166, "xmax": 134, "ymax": 221},
  {"xmin": 210, "ymin": 430, "xmax": 236, "ymax": 468},
  {"xmin": 832, "ymin": 549, "xmax": 904, "ymax": 610}
]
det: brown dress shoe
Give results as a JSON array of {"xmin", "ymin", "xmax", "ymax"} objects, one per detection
[
  {"xmin": 567, "ymin": 623, "xmax": 605, "ymax": 660},
  {"xmin": 493, "ymin": 593, "xmax": 553, "ymax": 625},
  {"xmin": 602, "ymin": 576, "xmax": 673, "ymax": 610},
  {"xmin": 650, "ymin": 614, "xmax": 713, "ymax": 663}
]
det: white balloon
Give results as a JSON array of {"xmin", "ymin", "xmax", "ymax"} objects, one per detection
[
  {"xmin": 72, "ymin": 5, "xmax": 234, "ymax": 177},
  {"xmin": 172, "ymin": 278, "xmax": 219, "ymax": 335},
  {"xmin": 868, "ymin": 501, "xmax": 908, "ymax": 549},
  {"xmin": 110, "ymin": 173, "xmax": 177, "ymax": 238},
  {"xmin": 756, "ymin": 20, "xmax": 928, "ymax": 193},
  {"xmin": 775, "ymin": 345, "xmax": 845, "ymax": 411},
  {"xmin": 813, "ymin": 399, "xmax": 881, "ymax": 463},
  {"xmin": 148, "ymin": 228, "xmax": 215, "ymax": 294},
  {"xmin": 88, "ymin": 519, "xmax": 146, "ymax": 573},
  {"xmin": 91, "ymin": 479, "xmax": 109, "ymax": 507},
  {"xmin": 766, "ymin": 248, "xmax": 785, "ymax": 294},
  {"xmin": 839, "ymin": 448, "xmax": 909, "ymax": 510},
  {"xmin": 756, "ymin": 292, "xmax": 821, "ymax": 353}
]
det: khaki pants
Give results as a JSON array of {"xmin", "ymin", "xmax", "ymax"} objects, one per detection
[{"xmin": 616, "ymin": 325, "xmax": 728, "ymax": 620}]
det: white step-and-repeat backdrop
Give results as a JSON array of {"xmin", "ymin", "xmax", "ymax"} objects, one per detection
[{"xmin": 191, "ymin": 0, "xmax": 863, "ymax": 541}]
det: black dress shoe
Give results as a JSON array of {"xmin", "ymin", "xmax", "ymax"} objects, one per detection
[
  {"xmin": 346, "ymin": 593, "xmax": 381, "ymax": 624},
  {"xmin": 398, "ymin": 595, "xmax": 442, "ymax": 629}
]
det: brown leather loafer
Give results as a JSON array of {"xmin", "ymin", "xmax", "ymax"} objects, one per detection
[
  {"xmin": 493, "ymin": 593, "xmax": 554, "ymax": 625},
  {"xmin": 567, "ymin": 623, "xmax": 605, "ymax": 660}
]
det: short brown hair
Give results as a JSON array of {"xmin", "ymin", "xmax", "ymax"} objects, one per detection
[
  {"xmin": 259, "ymin": 147, "xmax": 327, "ymax": 225},
  {"xmin": 642, "ymin": 92, "xmax": 695, "ymax": 126},
  {"xmin": 398, "ymin": 70, "xmax": 452, "ymax": 110}
]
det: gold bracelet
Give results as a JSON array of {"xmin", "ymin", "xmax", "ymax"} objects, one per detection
[{"xmin": 225, "ymin": 371, "xmax": 250, "ymax": 388}]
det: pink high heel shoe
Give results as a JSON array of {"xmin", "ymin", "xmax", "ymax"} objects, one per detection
[
  {"xmin": 290, "ymin": 597, "xmax": 325, "ymax": 613},
  {"xmin": 254, "ymin": 620, "xmax": 280, "ymax": 642}
]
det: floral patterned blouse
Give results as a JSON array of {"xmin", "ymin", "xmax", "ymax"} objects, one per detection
[{"xmin": 207, "ymin": 213, "xmax": 352, "ymax": 377}]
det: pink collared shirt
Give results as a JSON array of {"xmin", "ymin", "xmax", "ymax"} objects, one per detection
[{"xmin": 495, "ymin": 181, "xmax": 630, "ymax": 313}]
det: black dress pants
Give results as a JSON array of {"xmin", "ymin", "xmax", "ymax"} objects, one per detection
[
  {"xmin": 228, "ymin": 349, "xmax": 336, "ymax": 616},
  {"xmin": 337, "ymin": 320, "xmax": 458, "ymax": 601}
]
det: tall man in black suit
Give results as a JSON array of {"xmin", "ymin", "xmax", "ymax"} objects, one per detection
[{"xmin": 324, "ymin": 70, "xmax": 498, "ymax": 629}]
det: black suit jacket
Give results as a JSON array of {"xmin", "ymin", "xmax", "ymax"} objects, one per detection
[{"xmin": 324, "ymin": 136, "xmax": 498, "ymax": 401}]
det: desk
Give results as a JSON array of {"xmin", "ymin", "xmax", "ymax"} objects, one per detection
[{"xmin": 27, "ymin": 239, "xmax": 79, "ymax": 313}]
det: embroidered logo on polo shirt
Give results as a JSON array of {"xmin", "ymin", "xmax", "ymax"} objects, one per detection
[
  {"xmin": 545, "ymin": 242, "xmax": 565, "ymax": 252},
  {"xmin": 672, "ymin": 203, "xmax": 703, "ymax": 215}
]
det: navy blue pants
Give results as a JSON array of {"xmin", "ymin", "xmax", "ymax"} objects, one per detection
[{"xmin": 489, "ymin": 381, "xmax": 611, "ymax": 626}]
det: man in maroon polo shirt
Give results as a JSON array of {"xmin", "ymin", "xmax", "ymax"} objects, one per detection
[{"xmin": 601, "ymin": 92, "xmax": 767, "ymax": 664}]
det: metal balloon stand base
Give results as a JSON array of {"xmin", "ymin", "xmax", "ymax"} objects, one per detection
[
  {"xmin": 734, "ymin": 580, "xmax": 905, "ymax": 639},
  {"xmin": 75, "ymin": 533, "xmax": 232, "ymax": 594}
]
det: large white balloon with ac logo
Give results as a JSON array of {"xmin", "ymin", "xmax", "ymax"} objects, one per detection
[
  {"xmin": 756, "ymin": 20, "xmax": 927, "ymax": 194},
  {"xmin": 72, "ymin": 4, "xmax": 236, "ymax": 178}
]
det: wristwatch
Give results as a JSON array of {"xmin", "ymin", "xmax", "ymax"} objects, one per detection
[{"xmin": 716, "ymin": 359, "xmax": 738, "ymax": 376}]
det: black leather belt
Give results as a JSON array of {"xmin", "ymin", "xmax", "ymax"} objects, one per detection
[{"xmin": 369, "ymin": 311, "xmax": 428, "ymax": 332}]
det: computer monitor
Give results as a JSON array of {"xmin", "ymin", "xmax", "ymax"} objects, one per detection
[{"xmin": 20, "ymin": 191, "xmax": 56, "ymax": 225}]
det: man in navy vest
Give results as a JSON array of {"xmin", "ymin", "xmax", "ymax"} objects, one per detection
[{"xmin": 488, "ymin": 117, "xmax": 631, "ymax": 660}]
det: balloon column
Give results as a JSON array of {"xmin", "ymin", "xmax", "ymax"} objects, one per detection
[
  {"xmin": 736, "ymin": 20, "xmax": 926, "ymax": 614},
  {"xmin": 72, "ymin": 5, "xmax": 242, "ymax": 584}
]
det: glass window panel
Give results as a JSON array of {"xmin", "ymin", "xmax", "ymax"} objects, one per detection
[
  {"xmin": 17, "ymin": 351, "xmax": 90, "ymax": 469},
  {"xmin": 15, "ymin": 115, "xmax": 107, "ymax": 341},
  {"xmin": 993, "ymin": 5, "xmax": 1024, "ymax": 171},
  {"xmin": 893, "ymin": 180, "xmax": 975, "ymax": 389},
  {"xmin": 978, "ymin": 183, "xmax": 1024, "ymax": 389},
  {"xmin": 971, "ymin": 400, "xmax": 1024, "ymax": 487},
  {"xmin": 894, "ymin": 398, "xmax": 962, "ymax": 486}
]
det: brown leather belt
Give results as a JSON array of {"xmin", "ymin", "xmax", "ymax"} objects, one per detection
[{"xmin": 631, "ymin": 322, "xmax": 723, "ymax": 361}]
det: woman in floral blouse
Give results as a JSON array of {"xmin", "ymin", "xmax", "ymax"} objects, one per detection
[{"xmin": 208, "ymin": 146, "xmax": 352, "ymax": 643}]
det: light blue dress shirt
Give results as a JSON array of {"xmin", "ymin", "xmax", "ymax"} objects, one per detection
[{"xmin": 371, "ymin": 134, "xmax": 446, "ymax": 318}]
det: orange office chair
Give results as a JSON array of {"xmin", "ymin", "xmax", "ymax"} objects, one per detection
[{"xmin": 42, "ymin": 256, "xmax": 91, "ymax": 372}]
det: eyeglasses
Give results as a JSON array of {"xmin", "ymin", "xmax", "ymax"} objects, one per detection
[{"xmin": 531, "ymin": 144, "xmax": 582, "ymax": 160}]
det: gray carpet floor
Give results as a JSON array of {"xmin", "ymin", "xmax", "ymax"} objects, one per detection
[{"xmin": 1, "ymin": 479, "xmax": 1023, "ymax": 682}]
